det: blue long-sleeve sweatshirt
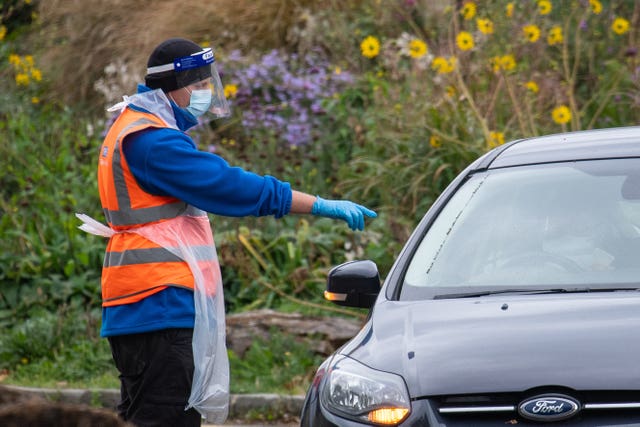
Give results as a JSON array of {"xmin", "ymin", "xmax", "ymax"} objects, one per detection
[{"xmin": 100, "ymin": 85, "xmax": 292, "ymax": 337}]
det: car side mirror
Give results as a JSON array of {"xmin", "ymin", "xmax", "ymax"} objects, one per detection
[{"xmin": 324, "ymin": 260, "xmax": 381, "ymax": 309}]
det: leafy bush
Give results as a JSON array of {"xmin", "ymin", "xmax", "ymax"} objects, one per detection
[
  {"xmin": 0, "ymin": 56, "xmax": 109, "ymax": 385},
  {"xmin": 4, "ymin": 340, "xmax": 118, "ymax": 389},
  {"xmin": 0, "ymin": 100, "xmax": 104, "ymax": 320},
  {"xmin": 0, "ymin": 307, "xmax": 114, "ymax": 387},
  {"xmin": 321, "ymin": 0, "xmax": 640, "ymax": 226},
  {"xmin": 216, "ymin": 217, "xmax": 390, "ymax": 313},
  {"xmin": 210, "ymin": 48, "xmax": 356, "ymax": 195},
  {"xmin": 221, "ymin": 48, "xmax": 354, "ymax": 147},
  {"xmin": 228, "ymin": 328, "xmax": 324, "ymax": 394},
  {"xmin": 0, "ymin": 0, "xmax": 37, "ymax": 37}
]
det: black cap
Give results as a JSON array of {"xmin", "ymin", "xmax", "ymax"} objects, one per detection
[{"xmin": 145, "ymin": 38, "xmax": 212, "ymax": 93}]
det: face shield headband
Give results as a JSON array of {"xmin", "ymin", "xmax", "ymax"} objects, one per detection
[{"xmin": 146, "ymin": 48, "xmax": 230, "ymax": 119}]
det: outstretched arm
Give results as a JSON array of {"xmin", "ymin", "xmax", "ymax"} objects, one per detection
[
  {"xmin": 290, "ymin": 191, "xmax": 317, "ymax": 213},
  {"xmin": 290, "ymin": 190, "xmax": 377, "ymax": 231}
]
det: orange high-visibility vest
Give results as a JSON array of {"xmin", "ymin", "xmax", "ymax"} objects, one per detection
[{"xmin": 98, "ymin": 108, "xmax": 210, "ymax": 307}]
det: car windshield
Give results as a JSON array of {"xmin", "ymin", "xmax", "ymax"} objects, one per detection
[{"xmin": 401, "ymin": 158, "xmax": 640, "ymax": 300}]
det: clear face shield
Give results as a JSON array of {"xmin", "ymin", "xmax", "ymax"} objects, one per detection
[{"xmin": 146, "ymin": 47, "xmax": 231, "ymax": 119}]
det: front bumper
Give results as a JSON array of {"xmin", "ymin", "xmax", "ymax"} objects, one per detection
[{"xmin": 301, "ymin": 395, "xmax": 640, "ymax": 426}]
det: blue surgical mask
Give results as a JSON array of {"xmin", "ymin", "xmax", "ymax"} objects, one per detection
[{"xmin": 185, "ymin": 89, "xmax": 212, "ymax": 118}]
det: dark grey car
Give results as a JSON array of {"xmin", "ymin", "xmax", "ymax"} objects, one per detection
[{"xmin": 301, "ymin": 126, "xmax": 640, "ymax": 426}]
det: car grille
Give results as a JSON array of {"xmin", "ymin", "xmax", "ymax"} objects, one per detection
[{"xmin": 434, "ymin": 390, "xmax": 640, "ymax": 423}]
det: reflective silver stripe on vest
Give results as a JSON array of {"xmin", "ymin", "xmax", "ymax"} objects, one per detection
[
  {"xmin": 104, "ymin": 245, "xmax": 217, "ymax": 267},
  {"xmin": 104, "ymin": 116, "xmax": 189, "ymax": 226}
]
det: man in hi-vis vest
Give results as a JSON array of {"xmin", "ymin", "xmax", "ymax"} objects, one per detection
[{"xmin": 90, "ymin": 37, "xmax": 376, "ymax": 426}]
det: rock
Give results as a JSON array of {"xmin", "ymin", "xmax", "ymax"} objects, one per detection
[{"xmin": 225, "ymin": 310, "xmax": 363, "ymax": 357}]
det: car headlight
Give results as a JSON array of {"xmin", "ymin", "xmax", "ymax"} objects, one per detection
[{"xmin": 320, "ymin": 355, "xmax": 411, "ymax": 425}]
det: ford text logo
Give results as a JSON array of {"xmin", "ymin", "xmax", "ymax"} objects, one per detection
[{"xmin": 518, "ymin": 394, "xmax": 580, "ymax": 421}]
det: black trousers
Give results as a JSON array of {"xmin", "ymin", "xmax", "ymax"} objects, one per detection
[{"xmin": 108, "ymin": 328, "xmax": 201, "ymax": 427}]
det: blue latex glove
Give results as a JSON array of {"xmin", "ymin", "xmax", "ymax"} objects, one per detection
[{"xmin": 311, "ymin": 196, "xmax": 377, "ymax": 231}]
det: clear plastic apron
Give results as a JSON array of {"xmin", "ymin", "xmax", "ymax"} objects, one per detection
[{"xmin": 76, "ymin": 212, "xmax": 229, "ymax": 423}]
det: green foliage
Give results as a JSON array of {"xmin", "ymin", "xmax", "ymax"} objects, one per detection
[
  {"xmin": 228, "ymin": 328, "xmax": 324, "ymax": 395},
  {"xmin": 0, "ymin": 0, "xmax": 37, "ymax": 36},
  {"xmin": 312, "ymin": 0, "xmax": 640, "ymax": 229},
  {"xmin": 5, "ymin": 340, "xmax": 118, "ymax": 389},
  {"xmin": 0, "ymin": 307, "xmax": 117, "ymax": 387},
  {"xmin": 0, "ymin": 61, "xmax": 110, "ymax": 387},
  {"xmin": 216, "ymin": 217, "xmax": 389, "ymax": 313},
  {"xmin": 0, "ymin": 100, "xmax": 104, "ymax": 319}
]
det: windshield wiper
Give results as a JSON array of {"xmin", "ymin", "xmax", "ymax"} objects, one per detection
[{"xmin": 433, "ymin": 287, "xmax": 640, "ymax": 300}]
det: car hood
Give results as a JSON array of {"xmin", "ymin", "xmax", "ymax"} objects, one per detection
[{"xmin": 344, "ymin": 293, "xmax": 640, "ymax": 397}]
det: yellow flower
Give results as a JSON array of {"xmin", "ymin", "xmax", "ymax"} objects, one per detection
[
  {"xmin": 223, "ymin": 83, "xmax": 238, "ymax": 98},
  {"xmin": 491, "ymin": 55, "xmax": 516, "ymax": 72},
  {"xmin": 488, "ymin": 131, "xmax": 505, "ymax": 148},
  {"xmin": 31, "ymin": 97, "xmax": 40, "ymax": 104},
  {"xmin": 611, "ymin": 17, "xmax": 630, "ymax": 35},
  {"xmin": 334, "ymin": 66, "xmax": 342, "ymax": 75},
  {"xmin": 476, "ymin": 18, "xmax": 494, "ymax": 35},
  {"xmin": 506, "ymin": 2, "xmax": 514, "ymax": 17},
  {"xmin": 552, "ymin": 105, "xmax": 571, "ymax": 124},
  {"xmin": 409, "ymin": 39, "xmax": 428, "ymax": 58},
  {"xmin": 445, "ymin": 85, "xmax": 456, "ymax": 98},
  {"xmin": 15, "ymin": 73, "xmax": 29, "ymax": 86},
  {"xmin": 360, "ymin": 35, "xmax": 380, "ymax": 59},
  {"xmin": 538, "ymin": 0, "xmax": 552, "ymax": 15},
  {"xmin": 456, "ymin": 31, "xmax": 474, "ymax": 51},
  {"xmin": 432, "ymin": 57, "xmax": 448, "ymax": 73},
  {"xmin": 30, "ymin": 68, "xmax": 42, "ymax": 82},
  {"xmin": 523, "ymin": 24, "xmax": 541, "ymax": 43},
  {"xmin": 429, "ymin": 135, "xmax": 441, "ymax": 148},
  {"xmin": 0, "ymin": 25, "xmax": 6, "ymax": 41},
  {"xmin": 23, "ymin": 55, "xmax": 34, "ymax": 67},
  {"xmin": 525, "ymin": 81, "xmax": 539, "ymax": 93},
  {"xmin": 461, "ymin": 2, "xmax": 476, "ymax": 20},
  {"xmin": 501, "ymin": 54, "xmax": 516, "ymax": 71},
  {"xmin": 491, "ymin": 56, "xmax": 501, "ymax": 73},
  {"xmin": 432, "ymin": 56, "xmax": 456, "ymax": 74},
  {"xmin": 547, "ymin": 26, "xmax": 563, "ymax": 45},
  {"xmin": 589, "ymin": 0, "xmax": 602, "ymax": 14},
  {"xmin": 9, "ymin": 54, "xmax": 21, "ymax": 67}
]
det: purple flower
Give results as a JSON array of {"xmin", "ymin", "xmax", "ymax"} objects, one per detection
[{"xmin": 223, "ymin": 49, "xmax": 353, "ymax": 146}]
